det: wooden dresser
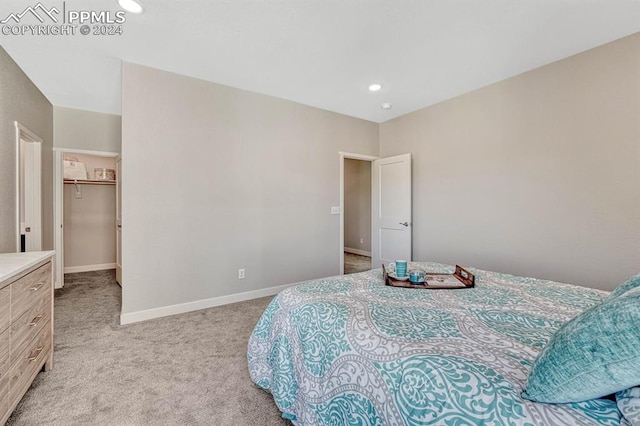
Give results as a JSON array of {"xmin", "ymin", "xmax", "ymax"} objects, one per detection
[{"xmin": 0, "ymin": 251, "xmax": 54, "ymax": 425}]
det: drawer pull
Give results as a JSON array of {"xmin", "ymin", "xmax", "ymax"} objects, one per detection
[
  {"xmin": 28, "ymin": 346, "xmax": 44, "ymax": 362},
  {"xmin": 30, "ymin": 314, "xmax": 44, "ymax": 327},
  {"xmin": 29, "ymin": 280, "xmax": 46, "ymax": 291}
]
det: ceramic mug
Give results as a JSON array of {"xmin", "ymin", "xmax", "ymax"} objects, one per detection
[{"xmin": 395, "ymin": 260, "xmax": 407, "ymax": 277}]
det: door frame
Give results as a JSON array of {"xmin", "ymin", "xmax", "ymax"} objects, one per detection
[
  {"xmin": 15, "ymin": 122, "xmax": 43, "ymax": 252},
  {"xmin": 53, "ymin": 148, "xmax": 119, "ymax": 289},
  {"xmin": 115, "ymin": 156, "xmax": 122, "ymax": 286},
  {"xmin": 338, "ymin": 152, "xmax": 378, "ymax": 274}
]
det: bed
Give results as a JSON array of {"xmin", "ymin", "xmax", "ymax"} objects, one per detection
[{"xmin": 247, "ymin": 262, "xmax": 627, "ymax": 425}]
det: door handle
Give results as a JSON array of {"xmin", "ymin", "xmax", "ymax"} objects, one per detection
[
  {"xmin": 399, "ymin": 222, "xmax": 409, "ymax": 227},
  {"xmin": 25, "ymin": 227, "xmax": 31, "ymax": 232}
]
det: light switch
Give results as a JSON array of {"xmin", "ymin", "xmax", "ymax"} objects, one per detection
[{"xmin": 331, "ymin": 206, "xmax": 340, "ymax": 215}]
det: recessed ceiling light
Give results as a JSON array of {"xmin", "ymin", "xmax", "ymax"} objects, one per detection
[
  {"xmin": 368, "ymin": 84, "xmax": 382, "ymax": 92},
  {"xmin": 118, "ymin": 0, "xmax": 144, "ymax": 14},
  {"xmin": 381, "ymin": 103, "xmax": 392, "ymax": 110}
]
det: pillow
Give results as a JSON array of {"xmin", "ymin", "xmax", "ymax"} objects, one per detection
[
  {"xmin": 609, "ymin": 273, "xmax": 640, "ymax": 299},
  {"xmin": 522, "ymin": 289, "xmax": 640, "ymax": 403},
  {"xmin": 617, "ymin": 387, "xmax": 640, "ymax": 426}
]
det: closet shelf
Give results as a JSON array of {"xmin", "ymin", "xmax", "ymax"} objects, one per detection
[{"xmin": 63, "ymin": 179, "xmax": 116, "ymax": 186}]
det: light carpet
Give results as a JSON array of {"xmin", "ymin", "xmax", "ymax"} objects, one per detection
[
  {"xmin": 344, "ymin": 252, "xmax": 371, "ymax": 275},
  {"xmin": 7, "ymin": 270, "xmax": 288, "ymax": 426}
]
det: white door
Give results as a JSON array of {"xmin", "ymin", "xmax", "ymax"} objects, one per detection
[
  {"xmin": 20, "ymin": 139, "xmax": 42, "ymax": 252},
  {"xmin": 371, "ymin": 153, "xmax": 412, "ymax": 269},
  {"xmin": 115, "ymin": 157, "xmax": 122, "ymax": 286}
]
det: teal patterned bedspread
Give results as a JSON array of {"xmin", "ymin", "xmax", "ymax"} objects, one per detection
[{"xmin": 247, "ymin": 262, "xmax": 621, "ymax": 425}]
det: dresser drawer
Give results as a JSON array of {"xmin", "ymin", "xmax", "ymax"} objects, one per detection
[
  {"xmin": 0, "ymin": 286, "xmax": 9, "ymax": 333},
  {"xmin": 10, "ymin": 293, "xmax": 51, "ymax": 362},
  {"xmin": 8, "ymin": 323, "xmax": 51, "ymax": 406},
  {"xmin": 10, "ymin": 262, "xmax": 51, "ymax": 323}
]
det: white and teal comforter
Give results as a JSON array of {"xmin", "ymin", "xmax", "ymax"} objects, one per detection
[{"xmin": 248, "ymin": 262, "xmax": 621, "ymax": 425}]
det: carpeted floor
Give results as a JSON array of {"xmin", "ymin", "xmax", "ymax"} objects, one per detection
[
  {"xmin": 7, "ymin": 270, "xmax": 288, "ymax": 426},
  {"xmin": 344, "ymin": 252, "xmax": 371, "ymax": 274}
]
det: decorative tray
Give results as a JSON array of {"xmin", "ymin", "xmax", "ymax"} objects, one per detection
[{"xmin": 383, "ymin": 264, "xmax": 475, "ymax": 289}]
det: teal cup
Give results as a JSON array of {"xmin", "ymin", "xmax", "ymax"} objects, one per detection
[
  {"xmin": 395, "ymin": 260, "xmax": 407, "ymax": 277},
  {"xmin": 409, "ymin": 270, "xmax": 425, "ymax": 284}
]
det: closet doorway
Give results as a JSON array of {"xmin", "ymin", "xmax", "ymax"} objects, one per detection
[{"xmin": 53, "ymin": 149, "xmax": 120, "ymax": 289}]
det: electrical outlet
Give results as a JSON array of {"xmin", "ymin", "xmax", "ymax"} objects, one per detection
[
  {"xmin": 331, "ymin": 206, "xmax": 340, "ymax": 215},
  {"xmin": 238, "ymin": 269, "xmax": 245, "ymax": 279},
  {"xmin": 360, "ymin": 238, "xmax": 364, "ymax": 244}
]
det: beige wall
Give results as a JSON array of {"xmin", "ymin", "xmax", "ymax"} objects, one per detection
[
  {"xmin": 63, "ymin": 154, "xmax": 116, "ymax": 269},
  {"xmin": 54, "ymin": 106, "xmax": 121, "ymax": 153},
  {"xmin": 121, "ymin": 62, "xmax": 378, "ymax": 316},
  {"xmin": 344, "ymin": 159, "xmax": 371, "ymax": 253},
  {"xmin": 380, "ymin": 33, "xmax": 640, "ymax": 291},
  {"xmin": 0, "ymin": 47, "xmax": 53, "ymax": 253}
]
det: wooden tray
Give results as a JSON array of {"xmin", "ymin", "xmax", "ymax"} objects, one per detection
[{"xmin": 383, "ymin": 264, "xmax": 475, "ymax": 289}]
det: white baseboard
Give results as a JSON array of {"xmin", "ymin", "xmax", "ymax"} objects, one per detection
[
  {"xmin": 344, "ymin": 247, "xmax": 371, "ymax": 257},
  {"xmin": 64, "ymin": 263, "xmax": 116, "ymax": 274},
  {"xmin": 120, "ymin": 283, "xmax": 292, "ymax": 325}
]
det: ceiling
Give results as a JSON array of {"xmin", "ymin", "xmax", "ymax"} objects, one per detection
[{"xmin": 1, "ymin": 0, "xmax": 639, "ymax": 123}]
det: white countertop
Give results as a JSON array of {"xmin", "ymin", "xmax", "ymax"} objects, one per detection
[{"xmin": 0, "ymin": 251, "xmax": 55, "ymax": 287}]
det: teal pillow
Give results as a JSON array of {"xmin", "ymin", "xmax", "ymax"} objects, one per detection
[
  {"xmin": 609, "ymin": 273, "xmax": 640, "ymax": 299},
  {"xmin": 523, "ymin": 289, "xmax": 640, "ymax": 403}
]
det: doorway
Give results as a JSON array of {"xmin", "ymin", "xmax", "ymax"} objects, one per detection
[
  {"xmin": 343, "ymin": 158, "xmax": 372, "ymax": 274},
  {"xmin": 339, "ymin": 152, "xmax": 413, "ymax": 275},
  {"xmin": 53, "ymin": 148, "xmax": 120, "ymax": 289},
  {"xmin": 15, "ymin": 122, "xmax": 43, "ymax": 253},
  {"xmin": 339, "ymin": 152, "xmax": 378, "ymax": 274}
]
